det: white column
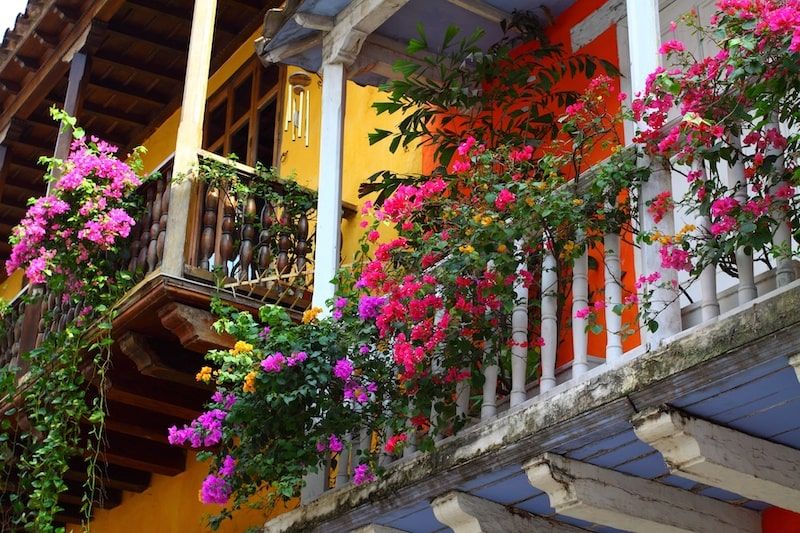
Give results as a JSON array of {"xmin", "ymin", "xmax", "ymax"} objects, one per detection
[
  {"xmin": 571, "ymin": 235, "xmax": 589, "ymax": 378},
  {"xmin": 539, "ymin": 239, "xmax": 557, "ymax": 393},
  {"xmin": 603, "ymin": 232, "xmax": 623, "ymax": 363},
  {"xmin": 510, "ymin": 241, "xmax": 529, "ymax": 405},
  {"xmin": 163, "ymin": 0, "xmax": 217, "ymax": 276},
  {"xmin": 311, "ymin": 62, "xmax": 346, "ymax": 310},
  {"xmin": 481, "ymin": 347, "xmax": 498, "ymax": 418},
  {"xmin": 767, "ymin": 118, "xmax": 795, "ymax": 288},
  {"xmin": 728, "ymin": 133, "xmax": 757, "ymax": 303},
  {"xmin": 626, "ymin": 0, "xmax": 683, "ymax": 344},
  {"xmin": 694, "ymin": 161, "xmax": 720, "ymax": 321}
]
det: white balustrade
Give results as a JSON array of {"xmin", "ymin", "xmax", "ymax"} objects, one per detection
[
  {"xmin": 603, "ymin": 231, "xmax": 623, "ymax": 363},
  {"xmin": 571, "ymin": 233, "xmax": 589, "ymax": 378},
  {"xmin": 510, "ymin": 240, "xmax": 530, "ymax": 405},
  {"xmin": 767, "ymin": 118, "xmax": 795, "ymax": 288},
  {"xmin": 694, "ymin": 161, "xmax": 720, "ymax": 321},
  {"xmin": 481, "ymin": 342, "xmax": 498, "ymax": 419},
  {"xmin": 728, "ymin": 132, "xmax": 757, "ymax": 303},
  {"xmin": 540, "ymin": 238, "xmax": 558, "ymax": 393}
]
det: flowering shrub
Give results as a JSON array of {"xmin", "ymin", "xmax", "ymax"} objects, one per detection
[
  {"xmin": 0, "ymin": 110, "xmax": 145, "ymax": 530},
  {"xmin": 634, "ymin": 0, "xmax": 800, "ymax": 282}
]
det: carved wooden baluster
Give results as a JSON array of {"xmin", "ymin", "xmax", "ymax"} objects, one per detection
[
  {"xmin": 11, "ymin": 303, "xmax": 24, "ymax": 363},
  {"xmin": 156, "ymin": 176, "xmax": 170, "ymax": 267},
  {"xmin": 219, "ymin": 191, "xmax": 236, "ymax": 277},
  {"xmin": 137, "ymin": 185, "xmax": 154, "ymax": 271},
  {"xmin": 238, "ymin": 197, "xmax": 257, "ymax": 280},
  {"xmin": 276, "ymin": 207, "xmax": 291, "ymax": 276},
  {"xmin": 200, "ymin": 184, "xmax": 219, "ymax": 270},
  {"xmin": 295, "ymin": 213, "xmax": 309, "ymax": 274},
  {"xmin": 50, "ymin": 293, "xmax": 62, "ymax": 335},
  {"xmin": 36, "ymin": 291, "xmax": 55, "ymax": 347},
  {"xmin": 147, "ymin": 179, "xmax": 164, "ymax": 273},
  {"xmin": 257, "ymin": 200, "xmax": 275, "ymax": 274},
  {"xmin": 127, "ymin": 212, "xmax": 143, "ymax": 272}
]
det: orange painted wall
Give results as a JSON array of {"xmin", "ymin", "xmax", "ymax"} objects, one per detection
[{"xmin": 763, "ymin": 507, "xmax": 800, "ymax": 532}]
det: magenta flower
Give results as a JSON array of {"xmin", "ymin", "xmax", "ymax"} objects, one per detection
[
  {"xmin": 261, "ymin": 352, "xmax": 286, "ymax": 373},
  {"xmin": 333, "ymin": 358, "xmax": 354, "ymax": 381},
  {"xmin": 352, "ymin": 463, "xmax": 375, "ymax": 486}
]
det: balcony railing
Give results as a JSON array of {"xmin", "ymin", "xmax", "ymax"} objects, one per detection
[
  {"xmin": 185, "ymin": 150, "xmax": 317, "ymax": 309},
  {"xmin": 312, "ymin": 139, "xmax": 797, "ymax": 492}
]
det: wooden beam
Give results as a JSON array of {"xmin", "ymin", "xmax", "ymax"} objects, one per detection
[
  {"xmin": 126, "ymin": 0, "xmax": 237, "ymax": 36},
  {"xmin": 570, "ymin": 0, "xmax": 624, "ymax": 52},
  {"xmin": 65, "ymin": 460, "xmax": 151, "ymax": 493},
  {"xmin": 431, "ymin": 491, "xmax": 588, "ymax": 533},
  {"xmin": 445, "ymin": 0, "xmax": 510, "ymax": 24},
  {"xmin": 294, "ymin": 12, "xmax": 334, "ymax": 31},
  {"xmin": 54, "ymin": 4, "xmax": 80, "ymax": 23},
  {"xmin": 158, "ymin": 302, "xmax": 234, "ymax": 353},
  {"xmin": 323, "ymin": 0, "xmax": 410, "ymax": 64},
  {"xmin": 349, "ymin": 34, "xmax": 439, "ymax": 82},
  {"xmin": 0, "ymin": 79, "xmax": 21, "ymax": 94},
  {"xmin": 13, "ymin": 54, "xmax": 41, "ymax": 72},
  {"xmin": 524, "ymin": 453, "xmax": 760, "ymax": 533},
  {"xmin": 81, "ymin": 102, "xmax": 149, "ymax": 127},
  {"xmin": 34, "ymin": 29, "xmax": 60, "ymax": 47},
  {"xmin": 102, "ymin": 429, "xmax": 185, "ymax": 476},
  {"xmin": 105, "ymin": 387, "xmax": 202, "ymax": 421},
  {"xmin": 88, "ymin": 78, "xmax": 169, "ymax": 106},
  {"xmin": 53, "ymin": 52, "xmax": 89, "ymax": 166},
  {"xmin": 106, "ymin": 24, "xmax": 188, "ymax": 56},
  {"xmin": 632, "ymin": 406, "xmax": 800, "ymax": 513},
  {"xmin": 93, "ymin": 53, "xmax": 183, "ymax": 83},
  {"xmin": 119, "ymin": 330, "xmax": 210, "ymax": 388}
]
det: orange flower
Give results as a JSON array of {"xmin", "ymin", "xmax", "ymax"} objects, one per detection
[
  {"xmin": 195, "ymin": 366, "xmax": 212, "ymax": 383},
  {"xmin": 243, "ymin": 370, "xmax": 257, "ymax": 393}
]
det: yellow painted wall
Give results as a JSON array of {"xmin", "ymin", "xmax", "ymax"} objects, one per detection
[
  {"xmin": 74, "ymin": 24, "xmax": 419, "ymax": 533},
  {"xmin": 0, "ymin": 270, "xmax": 23, "ymax": 300},
  {"xmin": 70, "ymin": 454, "xmax": 295, "ymax": 532}
]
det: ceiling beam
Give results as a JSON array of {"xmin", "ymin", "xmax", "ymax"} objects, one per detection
[
  {"xmin": 445, "ymin": 0, "xmax": 511, "ymax": 24},
  {"xmin": 93, "ymin": 53, "xmax": 183, "ymax": 83},
  {"xmin": 87, "ymin": 77, "xmax": 169, "ymax": 107},
  {"xmin": 105, "ymin": 386, "xmax": 202, "ymax": 421},
  {"xmin": 432, "ymin": 491, "xmax": 588, "ymax": 533},
  {"xmin": 119, "ymin": 331, "xmax": 211, "ymax": 389},
  {"xmin": 107, "ymin": 24, "xmax": 188, "ymax": 57},
  {"xmin": 33, "ymin": 29, "xmax": 60, "ymax": 47},
  {"xmin": 633, "ymin": 406, "xmax": 800, "ymax": 514},
  {"xmin": 126, "ymin": 0, "xmax": 237, "ymax": 36},
  {"xmin": 65, "ymin": 459, "xmax": 152, "ymax": 493},
  {"xmin": 323, "ymin": 0, "xmax": 411, "ymax": 64},
  {"xmin": 0, "ymin": 79, "xmax": 21, "ymax": 95},
  {"xmin": 81, "ymin": 102, "xmax": 149, "ymax": 127},
  {"xmin": 102, "ymin": 429, "xmax": 185, "ymax": 476},
  {"xmin": 14, "ymin": 54, "xmax": 41, "ymax": 72},
  {"xmin": 259, "ymin": 34, "xmax": 321, "ymax": 65},
  {"xmin": 524, "ymin": 453, "xmax": 760, "ymax": 533}
]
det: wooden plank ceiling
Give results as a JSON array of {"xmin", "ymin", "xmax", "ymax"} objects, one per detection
[{"xmin": 0, "ymin": 0, "xmax": 272, "ymax": 261}]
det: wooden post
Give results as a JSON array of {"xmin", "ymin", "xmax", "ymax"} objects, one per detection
[
  {"xmin": 53, "ymin": 52, "xmax": 89, "ymax": 166},
  {"xmin": 162, "ymin": 0, "xmax": 217, "ymax": 277},
  {"xmin": 310, "ymin": 61, "xmax": 346, "ymax": 310}
]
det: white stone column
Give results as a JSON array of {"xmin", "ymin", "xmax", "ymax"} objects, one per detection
[
  {"xmin": 310, "ymin": 61, "xmax": 346, "ymax": 310},
  {"xmin": 162, "ymin": 0, "xmax": 217, "ymax": 276},
  {"xmin": 626, "ymin": 0, "xmax": 683, "ymax": 344}
]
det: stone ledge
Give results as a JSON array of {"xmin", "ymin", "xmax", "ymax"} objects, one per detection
[{"xmin": 264, "ymin": 280, "xmax": 800, "ymax": 532}]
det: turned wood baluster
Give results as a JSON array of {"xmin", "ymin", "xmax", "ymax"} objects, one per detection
[
  {"xmin": 257, "ymin": 200, "xmax": 275, "ymax": 274},
  {"xmin": 35, "ymin": 292, "xmax": 51, "ymax": 348},
  {"xmin": 238, "ymin": 197, "xmax": 257, "ymax": 280},
  {"xmin": 11, "ymin": 303, "xmax": 24, "ymax": 361},
  {"xmin": 50, "ymin": 293, "xmax": 62, "ymax": 335},
  {"xmin": 137, "ymin": 185, "xmax": 154, "ymax": 271},
  {"xmin": 295, "ymin": 213, "xmax": 309, "ymax": 274},
  {"xmin": 200, "ymin": 184, "xmax": 219, "ymax": 270},
  {"xmin": 127, "ymin": 213, "xmax": 143, "ymax": 272},
  {"xmin": 276, "ymin": 208, "xmax": 291, "ymax": 275},
  {"xmin": 219, "ymin": 192, "xmax": 236, "ymax": 277},
  {"xmin": 156, "ymin": 176, "xmax": 170, "ymax": 267},
  {"xmin": 147, "ymin": 179, "xmax": 164, "ymax": 273}
]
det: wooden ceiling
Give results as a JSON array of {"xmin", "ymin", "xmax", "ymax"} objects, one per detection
[{"xmin": 0, "ymin": 0, "xmax": 276, "ymax": 261}]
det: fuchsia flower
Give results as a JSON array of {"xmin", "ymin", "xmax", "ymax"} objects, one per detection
[
  {"xmin": 260, "ymin": 352, "xmax": 286, "ymax": 373},
  {"xmin": 494, "ymin": 189, "xmax": 516, "ymax": 211},
  {"xmin": 333, "ymin": 358, "xmax": 354, "ymax": 381},
  {"xmin": 352, "ymin": 463, "xmax": 375, "ymax": 485}
]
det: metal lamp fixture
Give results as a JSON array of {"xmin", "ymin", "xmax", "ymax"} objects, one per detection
[{"xmin": 284, "ymin": 71, "xmax": 312, "ymax": 147}]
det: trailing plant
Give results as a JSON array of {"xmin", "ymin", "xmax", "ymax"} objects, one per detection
[
  {"xmin": 361, "ymin": 11, "xmax": 618, "ymax": 203},
  {"xmin": 0, "ymin": 109, "xmax": 145, "ymax": 531}
]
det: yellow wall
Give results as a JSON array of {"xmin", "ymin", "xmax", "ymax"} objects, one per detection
[
  {"xmin": 0, "ymin": 270, "xmax": 23, "ymax": 300},
  {"xmin": 77, "ymin": 24, "xmax": 419, "ymax": 533},
  {"xmin": 72, "ymin": 454, "xmax": 294, "ymax": 532},
  {"xmin": 279, "ymin": 66, "xmax": 422, "ymax": 262}
]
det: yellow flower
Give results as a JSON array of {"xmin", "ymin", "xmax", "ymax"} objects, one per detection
[
  {"xmin": 481, "ymin": 215, "xmax": 493, "ymax": 227},
  {"xmin": 230, "ymin": 340, "xmax": 254, "ymax": 355},
  {"xmin": 572, "ymin": 199, "xmax": 584, "ymax": 206},
  {"xmin": 243, "ymin": 370, "xmax": 257, "ymax": 393},
  {"xmin": 195, "ymin": 366, "xmax": 212, "ymax": 383},
  {"xmin": 496, "ymin": 244, "xmax": 508, "ymax": 253},
  {"xmin": 459, "ymin": 244, "xmax": 475, "ymax": 254},
  {"xmin": 302, "ymin": 306, "xmax": 323, "ymax": 324},
  {"xmin": 465, "ymin": 228, "xmax": 474, "ymax": 236},
  {"xmin": 525, "ymin": 197, "xmax": 536, "ymax": 207},
  {"xmin": 563, "ymin": 241, "xmax": 576, "ymax": 255}
]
